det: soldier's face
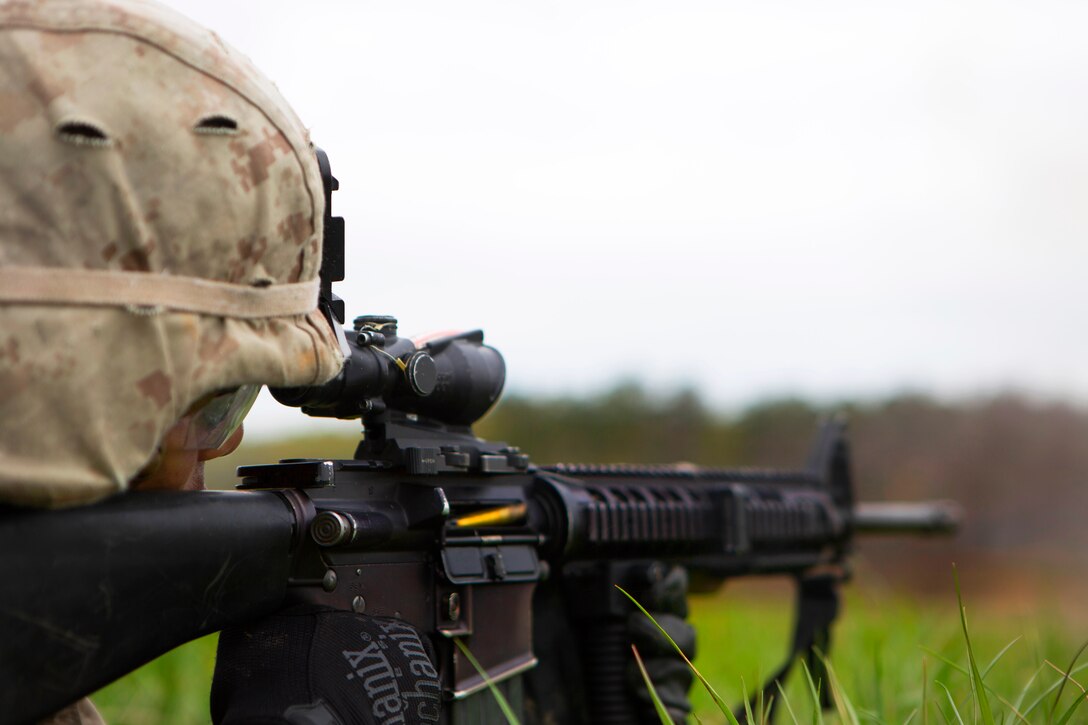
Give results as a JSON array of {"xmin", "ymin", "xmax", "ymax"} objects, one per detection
[{"xmin": 131, "ymin": 419, "xmax": 244, "ymax": 492}]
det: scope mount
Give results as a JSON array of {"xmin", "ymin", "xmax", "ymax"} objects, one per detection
[
  {"xmin": 352, "ymin": 317, "xmax": 526, "ymax": 475},
  {"xmin": 354, "ymin": 413, "xmax": 531, "ymax": 476}
]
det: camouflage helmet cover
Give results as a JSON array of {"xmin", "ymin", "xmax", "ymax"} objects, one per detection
[{"xmin": 0, "ymin": 0, "xmax": 345, "ymax": 506}]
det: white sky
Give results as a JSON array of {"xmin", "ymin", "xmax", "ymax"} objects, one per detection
[{"xmin": 162, "ymin": 0, "xmax": 1088, "ymax": 438}]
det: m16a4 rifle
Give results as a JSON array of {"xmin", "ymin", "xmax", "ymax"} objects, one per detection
[{"xmin": 0, "ymin": 151, "xmax": 959, "ymax": 724}]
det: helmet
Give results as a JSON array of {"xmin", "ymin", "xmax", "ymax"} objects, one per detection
[{"xmin": 0, "ymin": 0, "xmax": 345, "ymax": 506}]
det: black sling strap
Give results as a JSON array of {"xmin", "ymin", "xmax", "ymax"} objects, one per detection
[{"xmin": 735, "ymin": 572, "xmax": 841, "ymax": 723}]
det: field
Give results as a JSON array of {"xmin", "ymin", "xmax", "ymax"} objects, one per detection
[
  {"xmin": 90, "ymin": 577, "xmax": 1087, "ymax": 724},
  {"xmin": 685, "ymin": 579, "xmax": 1087, "ymax": 724}
]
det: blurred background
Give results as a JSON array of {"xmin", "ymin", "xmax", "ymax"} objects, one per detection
[
  {"xmin": 167, "ymin": 0, "xmax": 1088, "ymax": 432},
  {"xmin": 96, "ymin": 2, "xmax": 1088, "ymax": 720}
]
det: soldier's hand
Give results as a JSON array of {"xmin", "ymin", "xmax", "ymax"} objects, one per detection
[
  {"xmin": 626, "ymin": 564, "xmax": 696, "ymax": 724},
  {"xmin": 212, "ymin": 606, "xmax": 442, "ymax": 725}
]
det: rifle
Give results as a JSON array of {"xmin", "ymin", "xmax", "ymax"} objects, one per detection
[{"xmin": 0, "ymin": 151, "xmax": 959, "ymax": 724}]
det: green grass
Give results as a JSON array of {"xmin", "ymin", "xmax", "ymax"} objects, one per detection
[
  {"xmin": 91, "ymin": 634, "xmax": 217, "ymax": 724},
  {"xmin": 687, "ymin": 581, "xmax": 1085, "ymax": 724},
  {"xmin": 89, "ymin": 582, "xmax": 1083, "ymax": 724},
  {"xmin": 454, "ymin": 638, "xmax": 520, "ymax": 725}
]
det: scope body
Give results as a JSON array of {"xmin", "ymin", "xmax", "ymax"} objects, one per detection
[{"xmin": 271, "ymin": 321, "xmax": 505, "ymax": 427}]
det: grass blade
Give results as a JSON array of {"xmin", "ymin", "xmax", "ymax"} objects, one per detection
[
  {"xmin": 454, "ymin": 638, "xmax": 520, "ymax": 725},
  {"xmin": 741, "ymin": 677, "xmax": 756, "ymax": 725},
  {"xmin": 1023, "ymin": 663, "xmax": 1088, "ymax": 717},
  {"xmin": 982, "ymin": 637, "xmax": 1022, "ymax": 679},
  {"xmin": 616, "ymin": 585, "xmax": 741, "ymax": 725},
  {"xmin": 1054, "ymin": 690, "xmax": 1088, "ymax": 725},
  {"xmin": 757, "ymin": 687, "xmax": 772, "ymax": 725},
  {"xmin": 918, "ymin": 644, "xmax": 1027, "ymax": 718},
  {"xmin": 1048, "ymin": 639, "xmax": 1088, "ymax": 724},
  {"xmin": 1043, "ymin": 656, "xmax": 1088, "ymax": 725},
  {"xmin": 937, "ymin": 681, "xmax": 966, "ymax": 725},
  {"xmin": 799, "ymin": 659, "xmax": 825, "ymax": 725},
  {"xmin": 776, "ymin": 680, "xmax": 801, "ymax": 725},
  {"xmin": 932, "ymin": 699, "xmax": 954, "ymax": 725},
  {"xmin": 953, "ymin": 566, "xmax": 995, "ymax": 725},
  {"xmin": 872, "ymin": 648, "xmax": 886, "ymax": 723},
  {"xmin": 632, "ymin": 644, "xmax": 676, "ymax": 725},
  {"xmin": 924, "ymin": 656, "xmax": 929, "ymax": 725},
  {"xmin": 821, "ymin": 654, "xmax": 860, "ymax": 725},
  {"xmin": 1011, "ymin": 664, "xmax": 1044, "ymax": 713},
  {"xmin": 921, "ymin": 648, "xmax": 970, "ymax": 677}
]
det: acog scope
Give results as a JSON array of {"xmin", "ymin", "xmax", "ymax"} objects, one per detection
[{"xmin": 270, "ymin": 315, "xmax": 505, "ymax": 427}]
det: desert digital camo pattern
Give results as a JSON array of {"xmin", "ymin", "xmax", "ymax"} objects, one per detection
[{"xmin": 0, "ymin": 0, "xmax": 345, "ymax": 507}]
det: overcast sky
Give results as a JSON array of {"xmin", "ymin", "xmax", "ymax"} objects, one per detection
[{"xmin": 162, "ymin": 0, "xmax": 1088, "ymax": 438}]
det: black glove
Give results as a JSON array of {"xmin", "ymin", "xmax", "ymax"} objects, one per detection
[
  {"xmin": 524, "ymin": 562, "xmax": 696, "ymax": 725},
  {"xmin": 211, "ymin": 606, "xmax": 441, "ymax": 725},
  {"xmin": 626, "ymin": 564, "xmax": 696, "ymax": 724}
]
